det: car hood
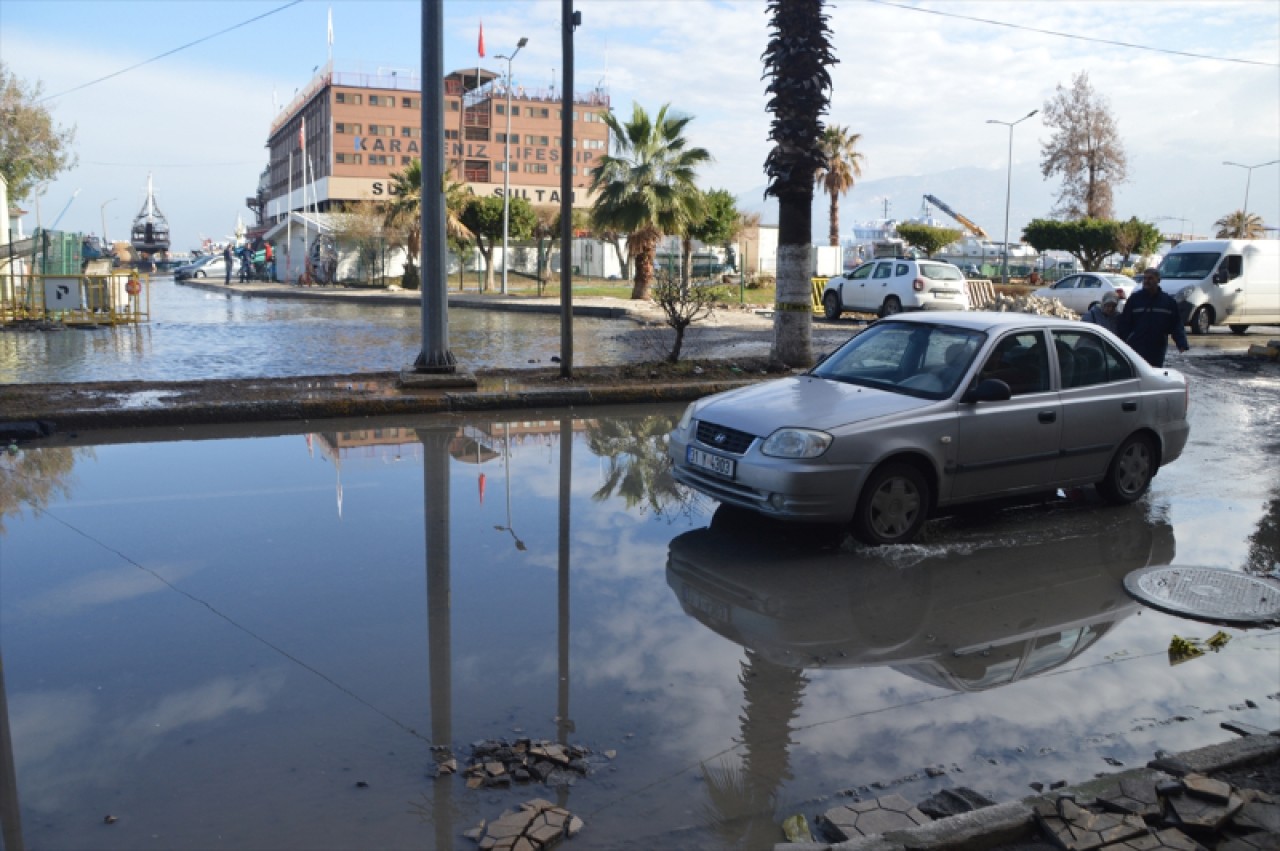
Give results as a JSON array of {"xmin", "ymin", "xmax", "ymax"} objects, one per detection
[{"xmin": 693, "ymin": 375, "xmax": 933, "ymax": 435}]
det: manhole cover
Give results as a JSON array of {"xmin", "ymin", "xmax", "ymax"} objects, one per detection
[{"xmin": 1124, "ymin": 566, "xmax": 1280, "ymax": 626}]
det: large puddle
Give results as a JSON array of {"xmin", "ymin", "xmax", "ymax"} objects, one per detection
[{"xmin": 3, "ymin": 364, "xmax": 1278, "ymax": 849}]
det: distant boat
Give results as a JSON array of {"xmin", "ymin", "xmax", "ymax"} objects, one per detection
[{"xmin": 130, "ymin": 172, "xmax": 170, "ymax": 256}]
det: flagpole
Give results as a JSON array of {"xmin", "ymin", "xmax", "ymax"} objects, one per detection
[
  {"xmin": 327, "ymin": 5, "xmax": 334, "ymax": 64},
  {"xmin": 287, "ymin": 149, "xmax": 294, "ymax": 282}
]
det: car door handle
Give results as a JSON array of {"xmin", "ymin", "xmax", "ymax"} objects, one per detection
[
  {"xmin": 1122, "ymin": 400, "xmax": 1137, "ymax": 412},
  {"xmin": 1038, "ymin": 410, "xmax": 1057, "ymax": 424}
]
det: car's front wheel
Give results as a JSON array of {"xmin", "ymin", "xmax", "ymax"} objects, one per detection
[
  {"xmin": 879, "ymin": 295, "xmax": 903, "ymax": 317},
  {"xmin": 1096, "ymin": 434, "xmax": 1156, "ymax": 504},
  {"xmin": 852, "ymin": 462, "xmax": 930, "ymax": 546},
  {"xmin": 822, "ymin": 291, "xmax": 841, "ymax": 320},
  {"xmin": 195, "ymin": 270, "xmax": 205, "ymax": 278},
  {"xmin": 1189, "ymin": 305, "xmax": 1213, "ymax": 335}
]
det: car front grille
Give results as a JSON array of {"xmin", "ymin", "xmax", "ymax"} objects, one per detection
[{"xmin": 695, "ymin": 421, "xmax": 756, "ymax": 455}]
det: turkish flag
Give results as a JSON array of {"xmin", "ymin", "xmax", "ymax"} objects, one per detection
[{"xmin": 478, "ymin": 21, "xmax": 485, "ymax": 57}]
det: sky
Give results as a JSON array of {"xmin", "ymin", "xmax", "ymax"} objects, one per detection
[{"xmin": 3, "ymin": 0, "xmax": 1278, "ymax": 252}]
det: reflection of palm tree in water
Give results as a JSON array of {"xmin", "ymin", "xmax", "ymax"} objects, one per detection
[
  {"xmin": 702, "ymin": 649, "xmax": 808, "ymax": 849},
  {"xmin": 585, "ymin": 415, "xmax": 686, "ymax": 515},
  {"xmin": 1246, "ymin": 485, "xmax": 1280, "ymax": 578}
]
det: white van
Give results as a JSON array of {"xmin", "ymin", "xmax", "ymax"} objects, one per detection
[{"xmin": 1155, "ymin": 239, "xmax": 1280, "ymax": 335}]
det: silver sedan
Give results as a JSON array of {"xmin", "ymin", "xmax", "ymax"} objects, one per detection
[
  {"xmin": 1032, "ymin": 272, "xmax": 1136, "ymax": 315},
  {"xmin": 668, "ymin": 312, "xmax": 1190, "ymax": 545}
]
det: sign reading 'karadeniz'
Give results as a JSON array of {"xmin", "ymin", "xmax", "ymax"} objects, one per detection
[{"xmin": 349, "ymin": 137, "xmax": 598, "ymax": 167}]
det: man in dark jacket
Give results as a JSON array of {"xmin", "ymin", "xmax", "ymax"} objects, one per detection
[{"xmin": 1117, "ymin": 268, "xmax": 1189, "ymax": 367}]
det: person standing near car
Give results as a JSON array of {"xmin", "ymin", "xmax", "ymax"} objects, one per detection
[
  {"xmin": 1117, "ymin": 268, "xmax": 1189, "ymax": 366},
  {"xmin": 222, "ymin": 243, "xmax": 233, "ymax": 285},
  {"xmin": 1081, "ymin": 290, "xmax": 1121, "ymax": 333}
]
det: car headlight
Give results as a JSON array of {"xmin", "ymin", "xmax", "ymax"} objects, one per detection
[
  {"xmin": 676, "ymin": 401, "xmax": 700, "ymax": 433},
  {"xmin": 761, "ymin": 428, "xmax": 832, "ymax": 458}
]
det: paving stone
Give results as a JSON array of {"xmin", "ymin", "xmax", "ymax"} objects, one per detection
[
  {"xmin": 1109, "ymin": 827, "xmax": 1206, "ymax": 851},
  {"xmin": 1216, "ymin": 829, "xmax": 1280, "ymax": 851},
  {"xmin": 1165, "ymin": 790, "xmax": 1245, "ymax": 833},
  {"xmin": 1233, "ymin": 797, "xmax": 1280, "ymax": 834},
  {"xmin": 1184, "ymin": 773, "xmax": 1233, "ymax": 804},
  {"xmin": 822, "ymin": 794, "xmax": 930, "ymax": 841},
  {"xmin": 1093, "ymin": 776, "xmax": 1163, "ymax": 819},
  {"xmin": 1033, "ymin": 798, "xmax": 1148, "ymax": 850},
  {"xmin": 917, "ymin": 786, "xmax": 998, "ymax": 819},
  {"xmin": 471, "ymin": 799, "xmax": 582, "ymax": 851}
]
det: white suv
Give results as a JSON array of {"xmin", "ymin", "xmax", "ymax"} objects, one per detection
[{"xmin": 822, "ymin": 258, "xmax": 971, "ymax": 319}]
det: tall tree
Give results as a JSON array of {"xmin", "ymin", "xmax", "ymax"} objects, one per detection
[
  {"xmin": 763, "ymin": 0, "xmax": 835, "ymax": 368},
  {"xmin": 1040, "ymin": 71, "xmax": 1127, "ymax": 219},
  {"xmin": 686, "ymin": 188, "xmax": 741, "ymax": 280},
  {"xmin": 814, "ymin": 126, "xmax": 864, "ymax": 247},
  {"xmin": 589, "ymin": 103, "xmax": 711, "ymax": 301},
  {"xmin": 1213, "ymin": 210, "xmax": 1266, "ymax": 239},
  {"xmin": 0, "ymin": 62, "xmax": 77, "ymax": 203}
]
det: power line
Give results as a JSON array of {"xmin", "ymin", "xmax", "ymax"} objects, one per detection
[
  {"xmin": 867, "ymin": 0, "xmax": 1280, "ymax": 68},
  {"xmin": 38, "ymin": 0, "xmax": 305, "ymax": 103},
  {"xmin": 85, "ymin": 160, "xmax": 262, "ymax": 168}
]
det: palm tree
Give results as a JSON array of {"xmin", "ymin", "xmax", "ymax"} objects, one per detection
[
  {"xmin": 1214, "ymin": 210, "xmax": 1266, "ymax": 239},
  {"xmin": 815, "ymin": 126, "xmax": 864, "ymax": 247},
  {"xmin": 763, "ymin": 0, "xmax": 835, "ymax": 367},
  {"xmin": 589, "ymin": 103, "xmax": 712, "ymax": 300},
  {"xmin": 384, "ymin": 158, "xmax": 473, "ymax": 287}
]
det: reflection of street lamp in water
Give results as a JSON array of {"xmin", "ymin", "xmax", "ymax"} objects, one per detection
[{"xmin": 493, "ymin": 422, "xmax": 526, "ymax": 550}]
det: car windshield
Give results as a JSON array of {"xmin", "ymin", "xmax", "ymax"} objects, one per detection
[
  {"xmin": 1102, "ymin": 274, "xmax": 1133, "ymax": 288},
  {"xmin": 1158, "ymin": 251, "xmax": 1219, "ymax": 280},
  {"xmin": 811, "ymin": 322, "xmax": 986, "ymax": 399},
  {"xmin": 918, "ymin": 262, "xmax": 963, "ymax": 281}
]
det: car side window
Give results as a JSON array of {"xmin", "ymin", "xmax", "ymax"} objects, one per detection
[
  {"xmin": 977, "ymin": 332, "xmax": 1050, "ymax": 396},
  {"xmin": 1054, "ymin": 276, "xmax": 1077, "ymax": 290},
  {"xmin": 1080, "ymin": 277, "xmax": 1101, "ymax": 289},
  {"xmin": 873, "ymin": 263, "xmax": 893, "ymax": 279},
  {"xmin": 1054, "ymin": 330, "xmax": 1136, "ymax": 388},
  {"xmin": 849, "ymin": 264, "xmax": 875, "ymax": 281},
  {"xmin": 896, "ymin": 263, "xmax": 910, "ymax": 276}
]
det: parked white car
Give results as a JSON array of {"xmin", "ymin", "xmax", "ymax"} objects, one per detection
[
  {"xmin": 669, "ymin": 312, "xmax": 1190, "ymax": 546},
  {"xmin": 1032, "ymin": 273, "xmax": 1135, "ymax": 315},
  {"xmin": 822, "ymin": 258, "xmax": 970, "ymax": 319}
]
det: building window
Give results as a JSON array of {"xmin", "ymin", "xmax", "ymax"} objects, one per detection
[
  {"xmin": 464, "ymin": 161, "xmax": 490, "ymax": 182},
  {"xmin": 444, "ymin": 129, "xmax": 459, "ymax": 140},
  {"xmin": 583, "ymin": 111, "xmax": 599, "ymax": 122},
  {"xmin": 554, "ymin": 165, "xmax": 578, "ymax": 175},
  {"xmin": 368, "ymin": 94, "xmax": 395, "ymax": 107},
  {"xmin": 368, "ymin": 124, "xmax": 387, "ymax": 136},
  {"xmin": 524, "ymin": 163, "xmax": 549, "ymax": 174},
  {"xmin": 538, "ymin": 107, "xmax": 550, "ymax": 118},
  {"xmin": 449, "ymin": 101, "xmax": 460, "ymax": 111},
  {"xmin": 583, "ymin": 139, "xmax": 604, "ymax": 150},
  {"xmin": 401, "ymin": 126, "xmax": 421, "ymax": 138},
  {"xmin": 401, "ymin": 156, "xmax": 414, "ymax": 166},
  {"xmin": 496, "ymin": 104, "xmax": 505, "ymax": 116},
  {"xmin": 335, "ymin": 123, "xmax": 361, "ymax": 134},
  {"xmin": 525, "ymin": 134, "xmax": 549, "ymax": 146},
  {"xmin": 368, "ymin": 154, "xmax": 393, "ymax": 165},
  {"xmin": 335, "ymin": 153, "xmax": 363, "ymax": 164},
  {"xmin": 510, "ymin": 106, "xmax": 520, "ymax": 117},
  {"xmin": 335, "ymin": 92, "xmax": 362, "ymax": 105},
  {"xmin": 401, "ymin": 96, "xmax": 421, "ymax": 109},
  {"xmin": 464, "ymin": 127, "xmax": 489, "ymax": 141}
]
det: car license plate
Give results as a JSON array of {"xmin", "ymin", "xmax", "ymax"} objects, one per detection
[
  {"xmin": 680, "ymin": 585, "xmax": 730, "ymax": 625},
  {"xmin": 687, "ymin": 446, "xmax": 735, "ymax": 479}
]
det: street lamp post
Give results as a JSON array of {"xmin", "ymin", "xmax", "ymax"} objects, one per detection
[
  {"xmin": 1222, "ymin": 159, "xmax": 1280, "ymax": 220},
  {"xmin": 100, "ymin": 198, "xmax": 117, "ymax": 247},
  {"xmin": 987, "ymin": 109, "xmax": 1038, "ymax": 286},
  {"xmin": 497, "ymin": 36, "xmax": 528, "ymax": 296}
]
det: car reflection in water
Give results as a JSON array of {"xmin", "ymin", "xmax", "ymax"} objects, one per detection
[{"xmin": 667, "ymin": 502, "xmax": 1176, "ymax": 692}]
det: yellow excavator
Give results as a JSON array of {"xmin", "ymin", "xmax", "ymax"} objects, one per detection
[{"xmin": 923, "ymin": 195, "xmax": 989, "ymax": 239}]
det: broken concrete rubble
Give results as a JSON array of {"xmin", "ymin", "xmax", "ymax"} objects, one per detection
[
  {"xmin": 461, "ymin": 738, "xmax": 594, "ymax": 790},
  {"xmin": 983, "ymin": 292, "xmax": 1081, "ymax": 319},
  {"xmin": 467, "ymin": 798, "xmax": 583, "ymax": 851}
]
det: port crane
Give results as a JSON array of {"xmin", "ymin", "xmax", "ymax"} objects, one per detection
[{"xmin": 923, "ymin": 195, "xmax": 989, "ymax": 239}]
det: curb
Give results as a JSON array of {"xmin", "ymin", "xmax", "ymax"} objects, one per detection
[{"xmin": 776, "ymin": 733, "xmax": 1280, "ymax": 851}]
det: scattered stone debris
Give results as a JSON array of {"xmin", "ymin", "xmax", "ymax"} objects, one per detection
[
  {"xmin": 465, "ymin": 798, "xmax": 583, "ymax": 850},
  {"xmin": 463, "ymin": 738, "xmax": 593, "ymax": 790},
  {"xmin": 983, "ymin": 292, "xmax": 1080, "ymax": 319},
  {"xmin": 917, "ymin": 786, "xmax": 998, "ymax": 819},
  {"xmin": 1246, "ymin": 340, "xmax": 1280, "ymax": 361}
]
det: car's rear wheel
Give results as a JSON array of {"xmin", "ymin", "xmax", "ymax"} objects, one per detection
[
  {"xmin": 1190, "ymin": 305, "xmax": 1213, "ymax": 335},
  {"xmin": 1229, "ymin": 324, "xmax": 1249, "ymax": 335},
  {"xmin": 822, "ymin": 291, "xmax": 841, "ymax": 320},
  {"xmin": 852, "ymin": 462, "xmax": 930, "ymax": 546},
  {"xmin": 879, "ymin": 296, "xmax": 903, "ymax": 318},
  {"xmin": 1096, "ymin": 434, "xmax": 1156, "ymax": 504}
]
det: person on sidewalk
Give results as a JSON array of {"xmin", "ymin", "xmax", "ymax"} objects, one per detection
[
  {"xmin": 1081, "ymin": 290, "xmax": 1121, "ymax": 334},
  {"xmin": 222, "ymin": 244, "xmax": 233, "ymax": 285},
  {"xmin": 1117, "ymin": 268, "xmax": 1189, "ymax": 367}
]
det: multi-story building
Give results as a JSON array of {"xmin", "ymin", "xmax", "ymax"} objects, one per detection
[{"xmin": 259, "ymin": 62, "xmax": 611, "ymax": 231}]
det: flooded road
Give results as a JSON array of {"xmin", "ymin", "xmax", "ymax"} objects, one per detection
[
  {"xmin": 0, "ymin": 277, "xmax": 855, "ymax": 383},
  {"xmin": 1, "ymin": 358, "xmax": 1277, "ymax": 849}
]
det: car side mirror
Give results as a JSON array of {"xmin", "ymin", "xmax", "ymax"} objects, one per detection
[
  {"xmin": 961, "ymin": 378, "xmax": 1013, "ymax": 404},
  {"xmin": 1212, "ymin": 271, "xmax": 1226, "ymax": 285}
]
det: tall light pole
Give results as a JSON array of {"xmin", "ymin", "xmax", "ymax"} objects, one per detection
[
  {"xmin": 1222, "ymin": 159, "xmax": 1279, "ymax": 220},
  {"xmin": 497, "ymin": 36, "xmax": 528, "ymax": 296},
  {"xmin": 100, "ymin": 198, "xmax": 116, "ymax": 247},
  {"xmin": 987, "ymin": 109, "xmax": 1037, "ymax": 285}
]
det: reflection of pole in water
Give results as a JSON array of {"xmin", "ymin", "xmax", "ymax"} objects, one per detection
[
  {"xmin": 556, "ymin": 416, "xmax": 573, "ymax": 810},
  {"xmin": 418, "ymin": 426, "xmax": 455, "ymax": 848},
  {"xmin": 494, "ymin": 422, "xmax": 526, "ymax": 551},
  {"xmin": 0, "ymin": 647, "xmax": 25, "ymax": 851}
]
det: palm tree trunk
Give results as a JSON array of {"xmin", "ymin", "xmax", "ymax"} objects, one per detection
[
  {"xmin": 771, "ymin": 189, "xmax": 814, "ymax": 367},
  {"xmin": 631, "ymin": 231, "xmax": 658, "ymax": 300},
  {"xmin": 681, "ymin": 235, "xmax": 694, "ymax": 286},
  {"xmin": 829, "ymin": 189, "xmax": 841, "ymax": 246}
]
